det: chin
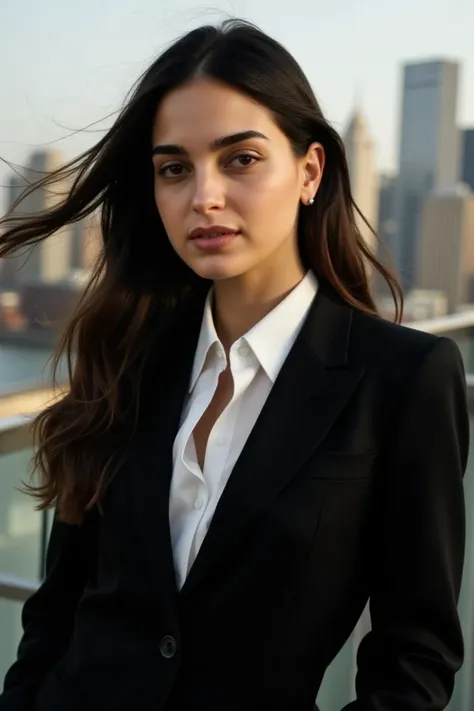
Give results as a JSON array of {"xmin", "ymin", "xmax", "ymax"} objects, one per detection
[{"xmin": 191, "ymin": 258, "xmax": 246, "ymax": 282}]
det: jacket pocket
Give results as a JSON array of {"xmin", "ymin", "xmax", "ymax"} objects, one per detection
[{"xmin": 309, "ymin": 449, "xmax": 377, "ymax": 481}]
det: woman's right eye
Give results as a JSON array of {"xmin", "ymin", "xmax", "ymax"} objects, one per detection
[{"xmin": 157, "ymin": 163, "xmax": 188, "ymax": 178}]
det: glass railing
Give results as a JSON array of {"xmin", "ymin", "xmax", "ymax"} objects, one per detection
[
  {"xmin": 0, "ymin": 418, "xmax": 42, "ymax": 682},
  {"xmin": 1, "ymin": 312, "xmax": 474, "ymax": 710},
  {"xmin": 450, "ymin": 419, "xmax": 474, "ymax": 711},
  {"xmin": 0, "ymin": 599, "xmax": 25, "ymax": 684}
]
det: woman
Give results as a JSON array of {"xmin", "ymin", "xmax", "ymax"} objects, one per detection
[{"xmin": 0, "ymin": 18, "xmax": 468, "ymax": 711}]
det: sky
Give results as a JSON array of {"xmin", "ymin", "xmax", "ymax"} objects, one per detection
[{"xmin": 1, "ymin": 0, "xmax": 474, "ymax": 214}]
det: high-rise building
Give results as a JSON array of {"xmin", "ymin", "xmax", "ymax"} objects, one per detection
[
  {"xmin": 0, "ymin": 150, "xmax": 73, "ymax": 289},
  {"xmin": 70, "ymin": 214, "xmax": 102, "ymax": 274},
  {"xmin": 394, "ymin": 59, "xmax": 460, "ymax": 291},
  {"xmin": 417, "ymin": 186, "xmax": 474, "ymax": 313},
  {"xmin": 343, "ymin": 108, "xmax": 379, "ymax": 254},
  {"xmin": 371, "ymin": 174, "xmax": 399, "ymax": 298},
  {"xmin": 461, "ymin": 128, "xmax": 474, "ymax": 192},
  {"xmin": 377, "ymin": 174, "xmax": 398, "ymax": 260},
  {"xmin": 0, "ymin": 175, "xmax": 28, "ymax": 287},
  {"xmin": 7, "ymin": 173, "xmax": 25, "ymax": 208}
]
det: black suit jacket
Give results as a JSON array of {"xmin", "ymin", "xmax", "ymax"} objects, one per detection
[{"xmin": 0, "ymin": 281, "xmax": 469, "ymax": 711}]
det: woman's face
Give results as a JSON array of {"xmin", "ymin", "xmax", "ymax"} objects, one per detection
[{"xmin": 151, "ymin": 78, "xmax": 324, "ymax": 283}]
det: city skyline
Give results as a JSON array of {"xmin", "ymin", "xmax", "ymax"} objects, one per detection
[
  {"xmin": 1, "ymin": 0, "xmax": 474, "ymax": 215},
  {"xmin": 394, "ymin": 59, "xmax": 461, "ymax": 291}
]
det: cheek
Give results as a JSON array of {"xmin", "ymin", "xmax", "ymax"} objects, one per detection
[
  {"xmin": 155, "ymin": 188, "xmax": 179, "ymax": 237},
  {"xmin": 243, "ymin": 166, "xmax": 300, "ymax": 229},
  {"xmin": 154, "ymin": 185, "xmax": 168, "ymax": 219}
]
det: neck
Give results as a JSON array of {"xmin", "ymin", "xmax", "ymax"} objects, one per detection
[{"xmin": 212, "ymin": 259, "xmax": 307, "ymax": 351}]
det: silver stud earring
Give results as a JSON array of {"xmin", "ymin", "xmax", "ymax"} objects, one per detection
[{"xmin": 307, "ymin": 197, "xmax": 315, "ymax": 205}]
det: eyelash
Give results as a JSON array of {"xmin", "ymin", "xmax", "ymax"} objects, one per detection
[{"xmin": 156, "ymin": 152, "xmax": 261, "ymax": 178}]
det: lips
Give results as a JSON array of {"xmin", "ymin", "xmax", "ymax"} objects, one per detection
[
  {"xmin": 189, "ymin": 226, "xmax": 239, "ymax": 240},
  {"xmin": 189, "ymin": 228, "xmax": 240, "ymax": 252},
  {"xmin": 196, "ymin": 231, "xmax": 230, "ymax": 238}
]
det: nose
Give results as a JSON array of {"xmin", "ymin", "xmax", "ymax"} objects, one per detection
[{"xmin": 191, "ymin": 168, "xmax": 226, "ymax": 214}]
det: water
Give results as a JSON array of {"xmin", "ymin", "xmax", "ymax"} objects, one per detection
[{"xmin": 0, "ymin": 344, "xmax": 55, "ymax": 393}]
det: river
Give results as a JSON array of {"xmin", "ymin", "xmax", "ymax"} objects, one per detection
[{"xmin": 0, "ymin": 343, "xmax": 55, "ymax": 392}]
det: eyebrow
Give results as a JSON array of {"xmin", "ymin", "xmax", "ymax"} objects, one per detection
[{"xmin": 151, "ymin": 130, "xmax": 269, "ymax": 157}]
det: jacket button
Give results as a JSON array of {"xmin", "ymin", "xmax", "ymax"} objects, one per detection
[{"xmin": 160, "ymin": 635, "xmax": 177, "ymax": 658}]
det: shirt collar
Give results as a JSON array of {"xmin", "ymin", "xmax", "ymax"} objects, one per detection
[
  {"xmin": 189, "ymin": 289, "xmax": 221, "ymax": 392},
  {"xmin": 244, "ymin": 270, "xmax": 318, "ymax": 382},
  {"xmin": 189, "ymin": 271, "xmax": 318, "ymax": 391}
]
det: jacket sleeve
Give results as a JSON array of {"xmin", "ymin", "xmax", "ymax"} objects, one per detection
[
  {"xmin": 342, "ymin": 336, "xmax": 469, "ymax": 711},
  {"xmin": 0, "ymin": 509, "xmax": 97, "ymax": 710}
]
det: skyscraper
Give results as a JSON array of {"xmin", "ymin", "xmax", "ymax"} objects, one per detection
[
  {"xmin": 343, "ymin": 108, "xmax": 379, "ymax": 254},
  {"xmin": 394, "ymin": 59, "xmax": 460, "ymax": 291},
  {"xmin": 417, "ymin": 186, "xmax": 474, "ymax": 313},
  {"xmin": 0, "ymin": 175, "xmax": 29, "ymax": 287},
  {"xmin": 0, "ymin": 150, "xmax": 73, "ymax": 289},
  {"xmin": 70, "ymin": 214, "xmax": 102, "ymax": 274},
  {"xmin": 377, "ymin": 175, "xmax": 398, "ymax": 257},
  {"xmin": 461, "ymin": 128, "xmax": 474, "ymax": 192}
]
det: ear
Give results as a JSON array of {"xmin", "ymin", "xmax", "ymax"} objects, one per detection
[{"xmin": 300, "ymin": 142, "xmax": 325, "ymax": 205}]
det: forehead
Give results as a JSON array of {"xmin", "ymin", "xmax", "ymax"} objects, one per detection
[{"xmin": 151, "ymin": 78, "xmax": 279, "ymax": 147}]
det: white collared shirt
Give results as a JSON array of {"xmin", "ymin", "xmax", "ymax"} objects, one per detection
[{"xmin": 169, "ymin": 271, "xmax": 318, "ymax": 589}]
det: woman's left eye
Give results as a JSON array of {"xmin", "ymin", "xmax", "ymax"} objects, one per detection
[{"xmin": 228, "ymin": 153, "xmax": 260, "ymax": 168}]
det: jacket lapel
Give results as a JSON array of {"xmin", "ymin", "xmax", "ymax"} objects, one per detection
[
  {"xmin": 127, "ymin": 295, "xmax": 207, "ymax": 604},
  {"xmin": 181, "ymin": 281, "xmax": 366, "ymax": 598}
]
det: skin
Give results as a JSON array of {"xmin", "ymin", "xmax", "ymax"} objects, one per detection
[{"xmin": 151, "ymin": 77, "xmax": 325, "ymax": 351}]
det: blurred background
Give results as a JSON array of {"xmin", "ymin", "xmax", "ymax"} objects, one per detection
[{"xmin": 1, "ymin": 1, "xmax": 473, "ymax": 709}]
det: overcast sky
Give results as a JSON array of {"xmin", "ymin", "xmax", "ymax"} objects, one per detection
[{"xmin": 1, "ymin": 0, "xmax": 474, "ymax": 213}]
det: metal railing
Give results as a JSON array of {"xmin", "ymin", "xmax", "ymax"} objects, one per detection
[
  {"xmin": 0, "ymin": 415, "xmax": 32, "ymax": 455},
  {"xmin": 0, "ymin": 572, "xmax": 38, "ymax": 603},
  {"xmin": 406, "ymin": 309, "xmax": 474, "ymax": 333}
]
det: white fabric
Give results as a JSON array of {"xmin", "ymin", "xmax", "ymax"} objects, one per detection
[{"xmin": 169, "ymin": 271, "xmax": 318, "ymax": 589}]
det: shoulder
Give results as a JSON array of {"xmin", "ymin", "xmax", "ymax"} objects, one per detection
[
  {"xmin": 349, "ymin": 307, "xmax": 465, "ymax": 387},
  {"xmin": 350, "ymin": 308, "xmax": 469, "ymax": 462}
]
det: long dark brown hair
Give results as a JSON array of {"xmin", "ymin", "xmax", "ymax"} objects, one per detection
[{"xmin": 0, "ymin": 19, "xmax": 402, "ymax": 524}]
